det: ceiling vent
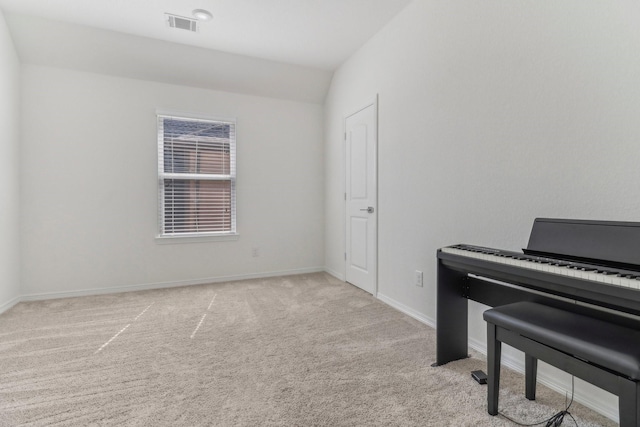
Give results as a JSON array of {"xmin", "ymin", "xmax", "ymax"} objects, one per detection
[{"xmin": 166, "ymin": 14, "xmax": 198, "ymax": 32}]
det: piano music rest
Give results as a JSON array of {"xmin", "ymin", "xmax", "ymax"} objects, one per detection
[{"xmin": 484, "ymin": 302, "xmax": 640, "ymax": 426}]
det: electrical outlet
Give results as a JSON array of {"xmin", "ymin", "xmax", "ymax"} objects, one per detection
[
  {"xmin": 252, "ymin": 247, "xmax": 260, "ymax": 257},
  {"xmin": 415, "ymin": 270, "xmax": 423, "ymax": 287}
]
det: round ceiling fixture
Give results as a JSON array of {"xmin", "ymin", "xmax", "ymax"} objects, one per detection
[{"xmin": 192, "ymin": 9, "xmax": 213, "ymax": 21}]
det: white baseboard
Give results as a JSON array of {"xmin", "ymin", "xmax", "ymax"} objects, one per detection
[
  {"xmin": 324, "ymin": 267, "xmax": 345, "ymax": 281},
  {"xmin": 19, "ymin": 267, "xmax": 325, "ymax": 302},
  {"xmin": 376, "ymin": 292, "xmax": 436, "ymax": 329},
  {"xmin": 0, "ymin": 295, "xmax": 21, "ymax": 315}
]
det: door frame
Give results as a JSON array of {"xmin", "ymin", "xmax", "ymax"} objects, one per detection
[{"xmin": 343, "ymin": 95, "xmax": 378, "ymax": 296}]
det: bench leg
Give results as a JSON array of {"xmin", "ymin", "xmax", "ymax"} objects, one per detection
[
  {"xmin": 487, "ymin": 322, "xmax": 501, "ymax": 416},
  {"xmin": 525, "ymin": 354, "xmax": 537, "ymax": 401},
  {"xmin": 618, "ymin": 378, "xmax": 640, "ymax": 427}
]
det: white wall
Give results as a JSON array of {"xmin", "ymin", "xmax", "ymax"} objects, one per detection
[
  {"xmin": 325, "ymin": 0, "xmax": 640, "ymax": 421},
  {"xmin": 0, "ymin": 9, "xmax": 21, "ymax": 312},
  {"xmin": 21, "ymin": 65, "xmax": 324, "ymax": 297}
]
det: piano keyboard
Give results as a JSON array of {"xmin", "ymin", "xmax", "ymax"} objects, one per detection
[{"xmin": 442, "ymin": 244, "xmax": 640, "ymax": 290}]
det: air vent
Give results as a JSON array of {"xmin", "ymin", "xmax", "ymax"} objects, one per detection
[{"xmin": 166, "ymin": 14, "xmax": 198, "ymax": 32}]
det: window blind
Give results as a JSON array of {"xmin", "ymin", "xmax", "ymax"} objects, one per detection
[{"xmin": 158, "ymin": 115, "xmax": 236, "ymax": 236}]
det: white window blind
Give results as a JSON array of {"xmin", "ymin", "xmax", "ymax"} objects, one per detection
[{"xmin": 157, "ymin": 114, "xmax": 236, "ymax": 236}]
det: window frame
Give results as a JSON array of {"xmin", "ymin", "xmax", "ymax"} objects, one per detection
[{"xmin": 156, "ymin": 111, "xmax": 238, "ymax": 241}]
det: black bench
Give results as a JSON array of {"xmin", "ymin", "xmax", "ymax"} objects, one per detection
[{"xmin": 483, "ymin": 301, "xmax": 640, "ymax": 426}]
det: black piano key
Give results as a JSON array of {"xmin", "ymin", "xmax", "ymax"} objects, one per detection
[{"xmin": 447, "ymin": 245, "xmax": 640, "ymax": 283}]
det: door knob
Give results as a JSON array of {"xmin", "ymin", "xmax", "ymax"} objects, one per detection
[{"xmin": 360, "ymin": 207, "xmax": 374, "ymax": 213}]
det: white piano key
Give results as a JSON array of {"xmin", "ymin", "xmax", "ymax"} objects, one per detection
[
  {"xmin": 441, "ymin": 245, "xmax": 640, "ymax": 291},
  {"xmin": 620, "ymin": 276, "xmax": 635, "ymax": 289}
]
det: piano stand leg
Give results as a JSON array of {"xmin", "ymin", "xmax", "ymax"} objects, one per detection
[
  {"xmin": 618, "ymin": 380, "xmax": 640, "ymax": 427},
  {"xmin": 436, "ymin": 261, "xmax": 469, "ymax": 365},
  {"xmin": 525, "ymin": 354, "xmax": 537, "ymax": 400},
  {"xmin": 487, "ymin": 322, "xmax": 501, "ymax": 416}
]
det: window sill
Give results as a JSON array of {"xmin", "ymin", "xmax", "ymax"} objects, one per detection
[{"xmin": 155, "ymin": 233, "xmax": 239, "ymax": 244}]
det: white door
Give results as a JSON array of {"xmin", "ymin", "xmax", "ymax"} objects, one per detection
[{"xmin": 345, "ymin": 100, "xmax": 377, "ymax": 295}]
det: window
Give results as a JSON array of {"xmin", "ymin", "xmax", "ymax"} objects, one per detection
[{"xmin": 157, "ymin": 114, "xmax": 236, "ymax": 237}]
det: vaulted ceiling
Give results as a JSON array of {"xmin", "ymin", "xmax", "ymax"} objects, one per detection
[{"xmin": 0, "ymin": 0, "xmax": 413, "ymax": 102}]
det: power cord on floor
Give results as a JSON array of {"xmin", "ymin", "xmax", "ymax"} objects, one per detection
[{"xmin": 498, "ymin": 376, "xmax": 578, "ymax": 427}]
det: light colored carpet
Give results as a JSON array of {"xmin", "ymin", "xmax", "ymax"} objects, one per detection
[{"xmin": 0, "ymin": 273, "xmax": 616, "ymax": 426}]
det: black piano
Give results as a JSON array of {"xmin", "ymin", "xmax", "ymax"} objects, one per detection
[{"xmin": 436, "ymin": 218, "xmax": 640, "ymax": 366}]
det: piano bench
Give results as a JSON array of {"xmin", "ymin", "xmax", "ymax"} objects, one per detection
[{"xmin": 483, "ymin": 301, "xmax": 640, "ymax": 426}]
